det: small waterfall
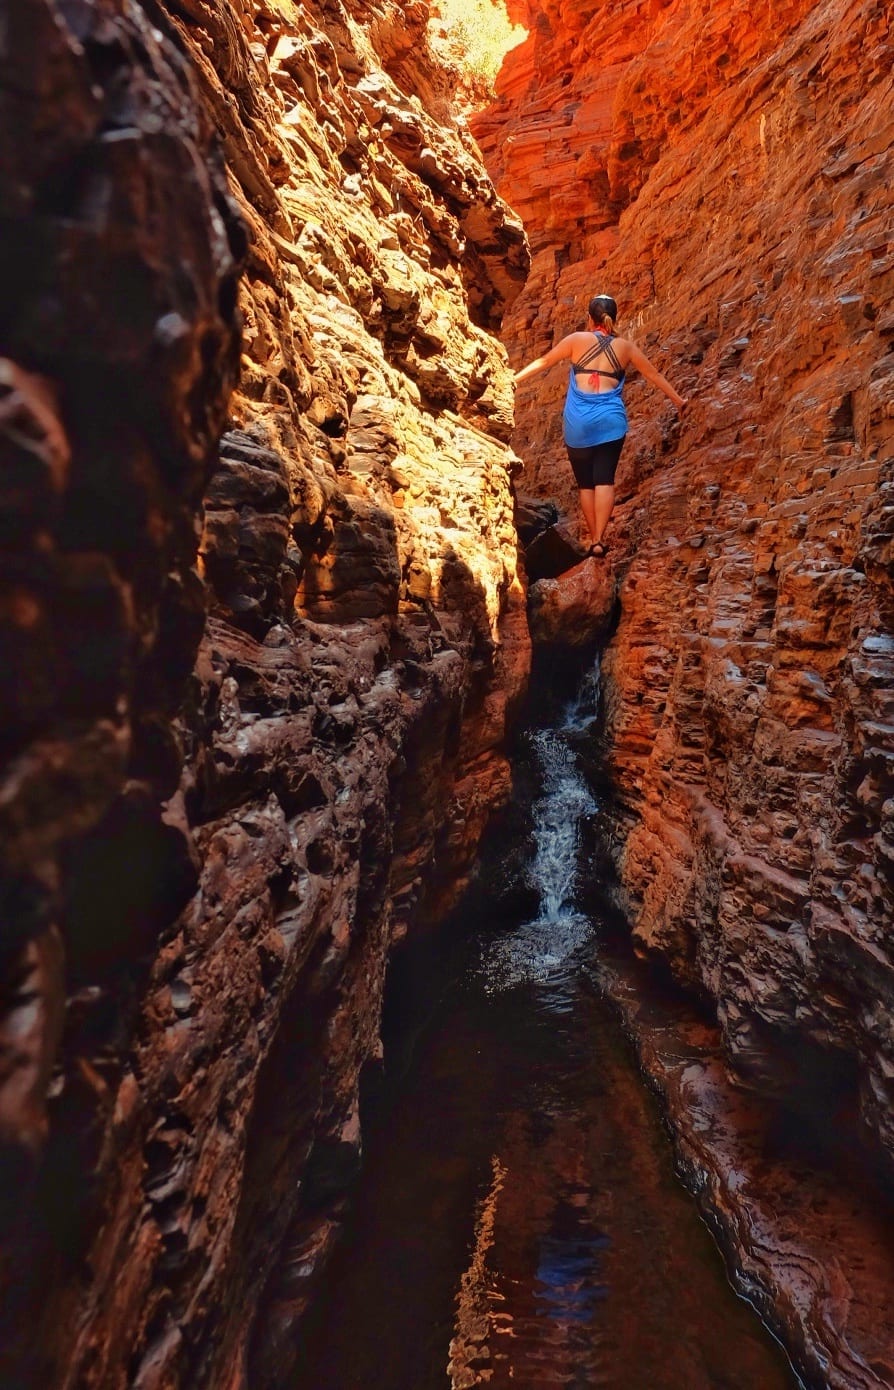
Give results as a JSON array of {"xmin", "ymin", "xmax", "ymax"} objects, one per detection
[
  {"xmin": 481, "ymin": 662, "xmax": 602, "ymax": 992},
  {"xmin": 298, "ymin": 651, "xmax": 800, "ymax": 1390},
  {"xmin": 529, "ymin": 663, "xmax": 601, "ymax": 920},
  {"xmin": 526, "ymin": 728, "xmax": 596, "ymax": 921}
]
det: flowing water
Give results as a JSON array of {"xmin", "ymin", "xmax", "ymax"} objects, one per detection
[{"xmin": 296, "ymin": 663, "xmax": 798, "ymax": 1390}]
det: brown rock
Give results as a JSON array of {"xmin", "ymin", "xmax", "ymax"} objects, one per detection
[
  {"xmin": 528, "ymin": 557, "xmax": 617, "ymax": 647},
  {"xmin": 0, "ymin": 0, "xmax": 244, "ymax": 1379},
  {"xmin": 0, "ymin": 2, "xmax": 531, "ymax": 1387}
]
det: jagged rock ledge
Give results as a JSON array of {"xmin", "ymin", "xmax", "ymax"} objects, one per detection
[
  {"xmin": 0, "ymin": 2, "xmax": 531, "ymax": 1386},
  {"xmin": 527, "ymin": 557, "xmax": 617, "ymax": 649}
]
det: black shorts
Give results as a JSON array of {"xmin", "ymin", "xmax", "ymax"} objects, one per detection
[{"xmin": 566, "ymin": 436, "xmax": 625, "ymax": 489}]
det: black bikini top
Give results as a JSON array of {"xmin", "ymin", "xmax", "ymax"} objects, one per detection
[{"xmin": 572, "ymin": 332, "xmax": 625, "ymax": 382}]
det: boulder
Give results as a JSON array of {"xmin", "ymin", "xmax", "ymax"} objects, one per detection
[
  {"xmin": 528, "ymin": 556, "xmax": 617, "ymax": 647},
  {"xmin": 523, "ymin": 519, "xmax": 587, "ymax": 580}
]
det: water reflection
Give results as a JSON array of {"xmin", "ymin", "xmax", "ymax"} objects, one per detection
[
  {"xmin": 295, "ymin": 664, "xmax": 798, "ymax": 1390},
  {"xmin": 439, "ymin": 982, "xmax": 796, "ymax": 1390}
]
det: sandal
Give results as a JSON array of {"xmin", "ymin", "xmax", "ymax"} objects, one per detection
[{"xmin": 587, "ymin": 541, "xmax": 607, "ymax": 558}]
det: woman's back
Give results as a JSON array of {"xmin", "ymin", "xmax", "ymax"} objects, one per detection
[{"xmin": 569, "ymin": 332, "xmax": 632, "ymax": 394}]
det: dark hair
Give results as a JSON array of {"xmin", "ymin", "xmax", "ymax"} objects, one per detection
[{"xmin": 588, "ymin": 294, "xmax": 618, "ymax": 326}]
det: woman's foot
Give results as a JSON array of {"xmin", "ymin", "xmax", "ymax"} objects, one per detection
[{"xmin": 587, "ymin": 541, "xmax": 607, "ymax": 558}]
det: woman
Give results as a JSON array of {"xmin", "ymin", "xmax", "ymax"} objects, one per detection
[{"xmin": 513, "ymin": 294, "xmax": 687, "ymax": 557}]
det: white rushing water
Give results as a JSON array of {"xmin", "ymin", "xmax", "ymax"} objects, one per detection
[
  {"xmin": 481, "ymin": 663, "xmax": 602, "ymax": 992},
  {"xmin": 527, "ymin": 729, "xmax": 595, "ymax": 922}
]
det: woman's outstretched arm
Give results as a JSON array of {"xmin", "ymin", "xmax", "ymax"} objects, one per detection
[
  {"xmin": 513, "ymin": 335, "xmax": 576, "ymax": 384},
  {"xmin": 627, "ymin": 342, "xmax": 687, "ymax": 408}
]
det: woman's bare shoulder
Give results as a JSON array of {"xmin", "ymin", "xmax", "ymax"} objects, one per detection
[
  {"xmin": 561, "ymin": 330, "xmax": 595, "ymax": 353},
  {"xmin": 612, "ymin": 336, "xmax": 637, "ymax": 362}
]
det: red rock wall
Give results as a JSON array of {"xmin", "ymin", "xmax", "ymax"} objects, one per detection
[
  {"xmin": 475, "ymin": 0, "xmax": 894, "ymax": 1155},
  {"xmin": 0, "ymin": 2, "xmax": 529, "ymax": 1386}
]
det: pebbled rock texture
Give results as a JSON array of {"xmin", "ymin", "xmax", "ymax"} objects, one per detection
[
  {"xmin": 476, "ymin": 0, "xmax": 894, "ymax": 1176},
  {"xmin": 0, "ymin": 1, "xmax": 529, "ymax": 1387},
  {"xmin": 0, "ymin": 3, "xmax": 244, "ymax": 1382}
]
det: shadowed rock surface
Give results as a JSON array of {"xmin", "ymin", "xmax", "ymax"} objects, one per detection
[
  {"xmin": 2, "ymin": 0, "xmax": 893, "ymax": 1386},
  {"xmin": 595, "ymin": 948, "xmax": 894, "ymax": 1390},
  {"xmin": 0, "ymin": 2, "xmax": 529, "ymax": 1386}
]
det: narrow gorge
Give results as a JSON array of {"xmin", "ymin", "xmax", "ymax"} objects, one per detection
[{"xmin": 0, "ymin": 0, "xmax": 891, "ymax": 1387}]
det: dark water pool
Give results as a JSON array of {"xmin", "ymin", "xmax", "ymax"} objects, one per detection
[
  {"xmin": 294, "ymin": 918, "xmax": 798, "ymax": 1390},
  {"xmin": 296, "ymin": 675, "xmax": 798, "ymax": 1389}
]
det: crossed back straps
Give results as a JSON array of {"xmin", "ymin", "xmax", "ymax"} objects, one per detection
[{"xmin": 572, "ymin": 332, "xmax": 625, "ymax": 382}]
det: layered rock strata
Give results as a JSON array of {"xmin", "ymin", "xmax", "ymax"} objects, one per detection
[
  {"xmin": 0, "ymin": 2, "xmax": 528, "ymax": 1386},
  {"xmin": 476, "ymin": 0, "xmax": 894, "ymax": 1170}
]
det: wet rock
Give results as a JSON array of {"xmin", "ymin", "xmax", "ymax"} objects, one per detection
[{"xmin": 597, "ymin": 948, "xmax": 894, "ymax": 1390}]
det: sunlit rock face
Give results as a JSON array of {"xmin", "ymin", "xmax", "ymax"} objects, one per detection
[
  {"xmin": 0, "ymin": 1, "xmax": 529, "ymax": 1386},
  {"xmin": 475, "ymin": 0, "xmax": 894, "ymax": 1159}
]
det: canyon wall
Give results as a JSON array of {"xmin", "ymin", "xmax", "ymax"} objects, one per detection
[
  {"xmin": 476, "ymin": 0, "xmax": 894, "ymax": 1159},
  {"xmin": 0, "ymin": 2, "xmax": 528, "ymax": 1386}
]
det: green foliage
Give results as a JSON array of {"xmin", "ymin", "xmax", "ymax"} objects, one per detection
[{"xmin": 431, "ymin": 0, "xmax": 527, "ymax": 98}]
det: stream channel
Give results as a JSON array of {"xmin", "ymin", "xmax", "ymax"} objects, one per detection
[{"xmin": 296, "ymin": 661, "xmax": 800, "ymax": 1389}]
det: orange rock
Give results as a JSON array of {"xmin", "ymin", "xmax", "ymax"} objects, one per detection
[{"xmin": 476, "ymin": 0, "xmax": 894, "ymax": 1230}]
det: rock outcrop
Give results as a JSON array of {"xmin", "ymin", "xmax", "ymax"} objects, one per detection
[
  {"xmin": 0, "ymin": 2, "xmax": 529, "ymax": 1386},
  {"xmin": 476, "ymin": 0, "xmax": 894, "ymax": 1170},
  {"xmin": 527, "ymin": 555, "xmax": 616, "ymax": 647},
  {"xmin": 6, "ymin": 0, "xmax": 892, "ymax": 1379}
]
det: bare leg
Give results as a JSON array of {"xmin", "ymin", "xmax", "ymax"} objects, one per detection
[
  {"xmin": 578, "ymin": 486, "xmax": 615, "ymax": 547},
  {"xmin": 578, "ymin": 488, "xmax": 597, "ymax": 543},
  {"xmin": 593, "ymin": 484, "xmax": 615, "ymax": 543}
]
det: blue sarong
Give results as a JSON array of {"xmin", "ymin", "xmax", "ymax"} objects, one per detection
[{"xmin": 562, "ymin": 371, "xmax": 627, "ymax": 448}]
